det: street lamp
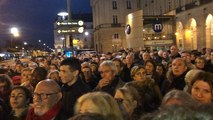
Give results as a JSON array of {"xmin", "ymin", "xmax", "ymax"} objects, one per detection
[
  {"xmin": 10, "ymin": 27, "xmax": 19, "ymax": 48},
  {"xmin": 57, "ymin": 12, "xmax": 68, "ymax": 20}
]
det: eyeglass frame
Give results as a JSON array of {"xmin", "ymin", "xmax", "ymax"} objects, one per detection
[{"xmin": 33, "ymin": 92, "xmax": 59, "ymax": 100}]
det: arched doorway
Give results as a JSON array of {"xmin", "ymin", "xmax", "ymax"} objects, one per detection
[
  {"xmin": 176, "ymin": 22, "xmax": 184, "ymax": 50},
  {"xmin": 206, "ymin": 14, "xmax": 213, "ymax": 48},
  {"xmin": 185, "ymin": 18, "xmax": 197, "ymax": 50}
]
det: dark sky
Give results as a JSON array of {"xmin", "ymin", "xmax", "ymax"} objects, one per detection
[{"xmin": 0, "ymin": 0, "xmax": 92, "ymax": 48}]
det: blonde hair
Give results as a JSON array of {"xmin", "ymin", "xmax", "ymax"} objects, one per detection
[{"xmin": 75, "ymin": 92, "xmax": 123, "ymax": 120}]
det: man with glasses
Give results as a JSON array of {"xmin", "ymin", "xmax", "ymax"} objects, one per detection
[
  {"xmin": 59, "ymin": 57, "xmax": 90, "ymax": 117},
  {"xmin": 26, "ymin": 79, "xmax": 68, "ymax": 120}
]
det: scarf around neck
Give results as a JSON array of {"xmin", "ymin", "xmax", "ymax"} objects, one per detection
[{"xmin": 25, "ymin": 102, "xmax": 62, "ymax": 120}]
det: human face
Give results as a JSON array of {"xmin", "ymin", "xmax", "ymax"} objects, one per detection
[
  {"xmin": 21, "ymin": 70, "xmax": 32, "ymax": 84},
  {"xmin": 172, "ymin": 59, "xmax": 187, "ymax": 76},
  {"xmin": 170, "ymin": 46, "xmax": 178, "ymax": 55},
  {"xmin": 79, "ymin": 99, "xmax": 99, "ymax": 113},
  {"xmin": 145, "ymin": 62, "xmax": 154, "ymax": 75},
  {"xmin": 195, "ymin": 59, "xmax": 205, "ymax": 69},
  {"xmin": 10, "ymin": 89, "xmax": 28, "ymax": 109},
  {"xmin": 156, "ymin": 66, "xmax": 163, "ymax": 76},
  {"xmin": 49, "ymin": 73, "xmax": 59, "ymax": 81},
  {"xmin": 143, "ymin": 53, "xmax": 150, "ymax": 62},
  {"xmin": 181, "ymin": 53, "xmax": 191, "ymax": 63},
  {"xmin": 82, "ymin": 67, "xmax": 92, "ymax": 80},
  {"xmin": 33, "ymin": 84, "xmax": 60, "ymax": 116},
  {"xmin": 49, "ymin": 65, "xmax": 57, "ymax": 72},
  {"xmin": 59, "ymin": 65, "xmax": 75, "ymax": 84},
  {"xmin": 126, "ymin": 55, "xmax": 134, "ymax": 64},
  {"xmin": 99, "ymin": 66, "xmax": 115, "ymax": 82},
  {"xmin": 114, "ymin": 90, "xmax": 136, "ymax": 115},
  {"xmin": 113, "ymin": 61, "xmax": 123, "ymax": 73},
  {"xmin": 162, "ymin": 52, "xmax": 168, "ymax": 59},
  {"xmin": 133, "ymin": 68, "xmax": 146, "ymax": 81},
  {"xmin": 191, "ymin": 80, "xmax": 213, "ymax": 104}
]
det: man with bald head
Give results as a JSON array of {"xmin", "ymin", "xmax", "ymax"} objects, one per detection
[{"xmin": 26, "ymin": 79, "xmax": 68, "ymax": 120}]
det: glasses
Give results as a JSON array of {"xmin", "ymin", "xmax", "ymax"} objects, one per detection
[{"xmin": 33, "ymin": 92, "xmax": 58, "ymax": 100}]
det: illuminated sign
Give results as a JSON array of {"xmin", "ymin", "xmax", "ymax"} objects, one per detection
[
  {"xmin": 56, "ymin": 20, "xmax": 84, "ymax": 27},
  {"xmin": 152, "ymin": 19, "xmax": 163, "ymax": 33}
]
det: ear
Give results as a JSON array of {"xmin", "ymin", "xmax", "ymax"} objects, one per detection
[{"xmin": 73, "ymin": 70, "xmax": 79, "ymax": 77}]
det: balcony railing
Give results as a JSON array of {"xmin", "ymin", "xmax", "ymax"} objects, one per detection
[{"xmin": 94, "ymin": 23, "xmax": 125, "ymax": 30}]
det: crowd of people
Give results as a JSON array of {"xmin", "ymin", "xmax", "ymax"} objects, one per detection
[{"xmin": 0, "ymin": 45, "xmax": 213, "ymax": 120}]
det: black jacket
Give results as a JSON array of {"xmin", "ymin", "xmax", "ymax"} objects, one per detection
[{"xmin": 61, "ymin": 77, "xmax": 90, "ymax": 117}]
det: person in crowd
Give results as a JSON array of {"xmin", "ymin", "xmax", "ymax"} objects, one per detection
[
  {"xmin": 195, "ymin": 57, "xmax": 206, "ymax": 71},
  {"xmin": 161, "ymin": 58, "xmax": 188, "ymax": 95},
  {"xmin": 130, "ymin": 66, "xmax": 146, "ymax": 82},
  {"xmin": 184, "ymin": 69, "xmax": 203, "ymax": 92},
  {"xmin": 94, "ymin": 60, "xmax": 124, "ymax": 96},
  {"xmin": 190, "ymin": 52, "xmax": 197, "ymax": 64},
  {"xmin": 30, "ymin": 67, "xmax": 47, "ymax": 88},
  {"xmin": 144, "ymin": 60, "xmax": 161, "ymax": 87},
  {"xmin": 0, "ymin": 97, "xmax": 10, "ymax": 120},
  {"xmin": 155, "ymin": 50, "xmax": 163, "ymax": 63},
  {"xmin": 189, "ymin": 71, "xmax": 213, "ymax": 104},
  {"xmin": 156, "ymin": 63, "xmax": 166, "ymax": 89},
  {"xmin": 181, "ymin": 51, "xmax": 196, "ymax": 69},
  {"xmin": 69, "ymin": 113, "xmax": 105, "ymax": 120},
  {"xmin": 59, "ymin": 57, "xmax": 90, "ymax": 117},
  {"xmin": 47, "ymin": 70, "xmax": 62, "ymax": 86},
  {"xmin": 20, "ymin": 67, "xmax": 32, "ymax": 85},
  {"xmin": 112, "ymin": 58, "xmax": 129, "ymax": 82},
  {"xmin": 11, "ymin": 62, "xmax": 24, "ymax": 77},
  {"xmin": 206, "ymin": 51, "xmax": 213, "ymax": 73},
  {"xmin": 161, "ymin": 51, "xmax": 170, "ymax": 67},
  {"xmin": 124, "ymin": 80, "xmax": 162, "ymax": 116},
  {"xmin": 49, "ymin": 63, "xmax": 59, "ymax": 73},
  {"xmin": 122, "ymin": 53, "xmax": 135, "ymax": 82},
  {"xmin": 0, "ymin": 74, "xmax": 13, "ymax": 106},
  {"xmin": 74, "ymin": 92, "xmax": 123, "ymax": 120},
  {"xmin": 81, "ymin": 65, "xmax": 98, "ymax": 90},
  {"xmin": 28, "ymin": 62, "xmax": 38, "ymax": 70},
  {"xmin": 114, "ymin": 86, "xmax": 141, "ymax": 120},
  {"xmin": 26, "ymin": 79, "xmax": 68, "ymax": 120},
  {"xmin": 169, "ymin": 45, "xmax": 181, "ymax": 60},
  {"xmin": 89, "ymin": 62, "xmax": 101, "ymax": 81},
  {"xmin": 150, "ymin": 105, "xmax": 194, "ymax": 120},
  {"xmin": 160, "ymin": 89, "xmax": 198, "ymax": 108},
  {"xmin": 9, "ymin": 86, "xmax": 32, "ymax": 120}
]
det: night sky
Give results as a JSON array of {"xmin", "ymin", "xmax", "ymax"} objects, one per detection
[{"xmin": 0, "ymin": 0, "xmax": 92, "ymax": 48}]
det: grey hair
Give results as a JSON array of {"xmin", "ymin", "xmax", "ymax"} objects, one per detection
[
  {"xmin": 99, "ymin": 60, "xmax": 117, "ymax": 72},
  {"xmin": 161, "ymin": 89, "xmax": 198, "ymax": 108}
]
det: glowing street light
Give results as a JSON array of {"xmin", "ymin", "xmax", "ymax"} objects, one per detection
[
  {"xmin": 24, "ymin": 42, "xmax": 27, "ymax": 45},
  {"xmin": 10, "ymin": 27, "xmax": 19, "ymax": 37},
  {"xmin": 84, "ymin": 32, "xmax": 89, "ymax": 36},
  {"xmin": 57, "ymin": 12, "xmax": 68, "ymax": 20}
]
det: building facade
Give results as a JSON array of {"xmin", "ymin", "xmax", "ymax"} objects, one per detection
[
  {"xmin": 90, "ymin": 0, "xmax": 142, "ymax": 52},
  {"xmin": 139, "ymin": 0, "xmax": 213, "ymax": 50},
  {"xmin": 91, "ymin": 0, "xmax": 213, "ymax": 52}
]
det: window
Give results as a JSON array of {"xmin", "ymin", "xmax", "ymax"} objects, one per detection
[
  {"xmin": 113, "ymin": 15, "xmax": 118, "ymax": 24},
  {"xmin": 112, "ymin": 0, "xmax": 117, "ymax": 9},
  {"xmin": 114, "ymin": 33, "xmax": 119, "ymax": 39},
  {"xmin": 127, "ymin": 0, "xmax": 131, "ymax": 9}
]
